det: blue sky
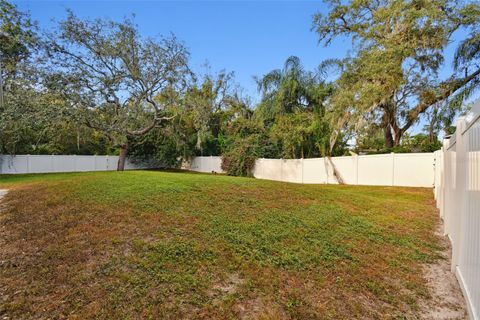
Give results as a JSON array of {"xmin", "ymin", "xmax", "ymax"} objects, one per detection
[
  {"xmin": 13, "ymin": 0, "xmax": 472, "ymax": 134},
  {"xmin": 14, "ymin": 0, "xmax": 349, "ymax": 102}
]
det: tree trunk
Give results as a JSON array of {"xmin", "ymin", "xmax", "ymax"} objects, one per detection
[
  {"xmin": 393, "ymin": 130, "xmax": 402, "ymax": 147},
  {"xmin": 383, "ymin": 126, "xmax": 394, "ymax": 148},
  {"xmin": 117, "ymin": 144, "xmax": 128, "ymax": 171},
  {"xmin": 391, "ymin": 126, "xmax": 404, "ymax": 147},
  {"xmin": 428, "ymin": 106, "xmax": 438, "ymax": 143},
  {"xmin": 428, "ymin": 127, "xmax": 435, "ymax": 143},
  {"xmin": 327, "ymin": 156, "xmax": 345, "ymax": 184}
]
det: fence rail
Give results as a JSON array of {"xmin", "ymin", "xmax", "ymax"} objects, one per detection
[
  {"xmin": 0, "ymin": 154, "xmax": 155, "ymax": 174},
  {"xmin": 435, "ymin": 101, "xmax": 480, "ymax": 320}
]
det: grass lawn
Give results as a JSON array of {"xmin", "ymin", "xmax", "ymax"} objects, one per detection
[{"xmin": 0, "ymin": 170, "xmax": 443, "ymax": 319}]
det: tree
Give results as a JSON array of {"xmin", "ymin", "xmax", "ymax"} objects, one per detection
[
  {"xmin": 0, "ymin": 0, "xmax": 46, "ymax": 154},
  {"xmin": 182, "ymin": 70, "xmax": 240, "ymax": 156},
  {"xmin": 314, "ymin": 0, "xmax": 480, "ymax": 148},
  {"xmin": 128, "ymin": 71, "xmax": 247, "ymax": 167},
  {"xmin": 254, "ymin": 56, "xmax": 342, "ymax": 157},
  {"xmin": 0, "ymin": 0, "xmax": 37, "ymax": 81},
  {"xmin": 47, "ymin": 13, "xmax": 190, "ymax": 170}
]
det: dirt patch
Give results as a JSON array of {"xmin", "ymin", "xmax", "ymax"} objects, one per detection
[
  {"xmin": 234, "ymin": 297, "xmax": 287, "ymax": 320},
  {"xmin": 208, "ymin": 273, "xmax": 244, "ymax": 306},
  {"xmin": 418, "ymin": 223, "xmax": 467, "ymax": 319}
]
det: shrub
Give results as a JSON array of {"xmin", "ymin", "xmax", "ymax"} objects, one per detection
[
  {"xmin": 220, "ymin": 117, "xmax": 278, "ymax": 176},
  {"xmin": 221, "ymin": 135, "xmax": 262, "ymax": 176}
]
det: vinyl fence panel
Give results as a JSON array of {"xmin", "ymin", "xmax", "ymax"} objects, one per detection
[
  {"xmin": 357, "ymin": 154, "xmax": 394, "ymax": 186},
  {"xmin": 393, "ymin": 153, "xmax": 435, "ymax": 187},
  {"xmin": 252, "ymin": 158, "xmax": 282, "ymax": 181},
  {"xmin": 331, "ymin": 156, "xmax": 356, "ymax": 184},
  {"xmin": 188, "ymin": 156, "xmax": 223, "ymax": 173},
  {"xmin": 0, "ymin": 155, "xmax": 154, "ymax": 174},
  {"xmin": 188, "ymin": 153, "xmax": 435, "ymax": 187},
  {"xmin": 281, "ymin": 159, "xmax": 303, "ymax": 183},
  {"xmin": 437, "ymin": 101, "xmax": 480, "ymax": 320},
  {"xmin": 302, "ymin": 158, "xmax": 328, "ymax": 184}
]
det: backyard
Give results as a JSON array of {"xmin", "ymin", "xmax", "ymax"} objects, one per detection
[{"xmin": 0, "ymin": 170, "xmax": 461, "ymax": 319}]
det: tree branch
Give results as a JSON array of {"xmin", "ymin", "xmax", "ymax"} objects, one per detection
[{"xmin": 401, "ymin": 67, "xmax": 480, "ymax": 131}]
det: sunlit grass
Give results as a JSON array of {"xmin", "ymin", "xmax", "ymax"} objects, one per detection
[{"xmin": 0, "ymin": 170, "xmax": 441, "ymax": 319}]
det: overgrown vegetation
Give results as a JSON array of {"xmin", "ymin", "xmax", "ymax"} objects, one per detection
[
  {"xmin": 0, "ymin": 171, "xmax": 443, "ymax": 318},
  {"xmin": 1, "ymin": 0, "xmax": 479, "ymax": 172}
]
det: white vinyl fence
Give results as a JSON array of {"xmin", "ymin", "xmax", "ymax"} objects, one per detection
[
  {"xmin": 186, "ymin": 156, "xmax": 224, "ymax": 174},
  {"xmin": 186, "ymin": 153, "xmax": 435, "ymax": 188},
  {"xmin": 435, "ymin": 101, "xmax": 480, "ymax": 320},
  {"xmin": 0, "ymin": 154, "xmax": 156, "ymax": 174}
]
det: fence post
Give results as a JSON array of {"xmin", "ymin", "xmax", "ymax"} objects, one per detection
[
  {"xmin": 280, "ymin": 159, "xmax": 283, "ymax": 182},
  {"xmin": 450, "ymin": 117, "xmax": 467, "ymax": 272},
  {"xmin": 26, "ymin": 154, "xmax": 30, "ymax": 174},
  {"xmin": 73, "ymin": 155, "xmax": 76, "ymax": 172},
  {"xmin": 354, "ymin": 154, "xmax": 359, "ymax": 185},
  {"xmin": 452, "ymin": 117, "xmax": 467, "ymax": 272},
  {"xmin": 440, "ymin": 142, "xmax": 448, "ymax": 223},
  {"xmin": 391, "ymin": 152, "xmax": 395, "ymax": 186},
  {"xmin": 301, "ymin": 158, "xmax": 304, "ymax": 184},
  {"xmin": 260, "ymin": 158, "xmax": 263, "ymax": 179},
  {"xmin": 51, "ymin": 154, "xmax": 55, "ymax": 173}
]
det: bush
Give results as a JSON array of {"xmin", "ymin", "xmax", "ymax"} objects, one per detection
[
  {"xmin": 220, "ymin": 117, "xmax": 278, "ymax": 176},
  {"xmin": 221, "ymin": 135, "xmax": 261, "ymax": 176}
]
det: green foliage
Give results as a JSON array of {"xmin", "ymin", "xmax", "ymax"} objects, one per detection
[
  {"xmin": 401, "ymin": 133, "xmax": 442, "ymax": 153},
  {"xmin": 221, "ymin": 135, "xmax": 263, "ymax": 176},
  {"xmin": 314, "ymin": 0, "xmax": 480, "ymax": 147},
  {"xmin": 355, "ymin": 127, "xmax": 442, "ymax": 154},
  {"xmin": 0, "ymin": 0, "xmax": 37, "ymax": 76},
  {"xmin": 2, "ymin": 0, "xmax": 473, "ymax": 167},
  {"xmin": 0, "ymin": 0, "xmax": 41, "ymax": 154},
  {"xmin": 0, "ymin": 170, "xmax": 443, "ymax": 318},
  {"xmin": 221, "ymin": 117, "xmax": 275, "ymax": 176},
  {"xmin": 45, "ymin": 12, "xmax": 191, "ymax": 169},
  {"xmin": 128, "ymin": 71, "xmax": 249, "ymax": 167},
  {"xmin": 253, "ymin": 56, "xmax": 345, "ymax": 159}
]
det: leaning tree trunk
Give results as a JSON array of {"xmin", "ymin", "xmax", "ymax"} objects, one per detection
[
  {"xmin": 327, "ymin": 156, "xmax": 345, "ymax": 184},
  {"xmin": 117, "ymin": 144, "xmax": 128, "ymax": 171}
]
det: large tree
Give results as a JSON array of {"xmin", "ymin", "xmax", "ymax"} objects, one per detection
[
  {"xmin": 314, "ymin": 0, "xmax": 480, "ymax": 148},
  {"xmin": 0, "ymin": 0, "xmax": 47, "ymax": 154},
  {"xmin": 254, "ymin": 56, "xmax": 343, "ymax": 157},
  {"xmin": 0, "ymin": 0, "xmax": 37, "ymax": 81},
  {"xmin": 47, "ymin": 13, "xmax": 190, "ymax": 170},
  {"xmin": 128, "ymin": 71, "xmax": 249, "ymax": 166}
]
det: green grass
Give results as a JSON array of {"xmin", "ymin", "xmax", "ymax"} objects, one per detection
[{"xmin": 0, "ymin": 170, "xmax": 442, "ymax": 319}]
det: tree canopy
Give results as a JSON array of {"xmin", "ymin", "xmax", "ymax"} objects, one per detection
[
  {"xmin": 1, "ymin": 0, "xmax": 477, "ymax": 175},
  {"xmin": 46, "ymin": 13, "xmax": 191, "ymax": 169},
  {"xmin": 314, "ymin": 0, "xmax": 480, "ymax": 148}
]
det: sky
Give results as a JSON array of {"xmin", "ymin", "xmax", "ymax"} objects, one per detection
[
  {"xmin": 13, "ymin": 0, "xmax": 350, "ymax": 102},
  {"xmin": 12, "ymin": 0, "xmax": 473, "ymax": 134}
]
